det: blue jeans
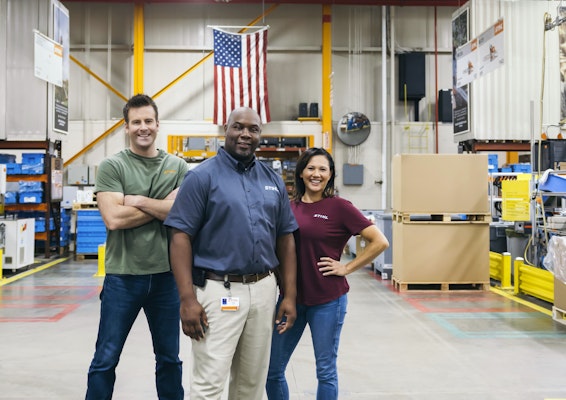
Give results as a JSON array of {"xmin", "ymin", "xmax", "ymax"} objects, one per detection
[
  {"xmin": 86, "ymin": 272, "xmax": 184, "ymax": 400},
  {"xmin": 266, "ymin": 294, "xmax": 348, "ymax": 400}
]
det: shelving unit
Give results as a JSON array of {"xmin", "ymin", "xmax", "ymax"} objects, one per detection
[
  {"xmin": 0, "ymin": 140, "xmax": 63, "ymax": 259},
  {"xmin": 168, "ymin": 135, "xmax": 313, "ymax": 197}
]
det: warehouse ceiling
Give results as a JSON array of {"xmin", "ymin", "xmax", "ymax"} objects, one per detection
[{"xmin": 62, "ymin": 0, "xmax": 466, "ymax": 7}]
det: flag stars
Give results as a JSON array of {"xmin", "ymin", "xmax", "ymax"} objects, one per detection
[{"xmin": 214, "ymin": 30, "xmax": 242, "ymax": 68}]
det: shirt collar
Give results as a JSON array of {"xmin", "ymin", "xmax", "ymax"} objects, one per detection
[{"xmin": 218, "ymin": 147, "xmax": 256, "ymax": 172}]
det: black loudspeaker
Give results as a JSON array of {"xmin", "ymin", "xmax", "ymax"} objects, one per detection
[
  {"xmin": 299, "ymin": 103, "xmax": 308, "ymax": 118},
  {"xmin": 398, "ymin": 52, "xmax": 426, "ymax": 101},
  {"xmin": 309, "ymin": 103, "xmax": 318, "ymax": 118},
  {"xmin": 438, "ymin": 89, "xmax": 452, "ymax": 122}
]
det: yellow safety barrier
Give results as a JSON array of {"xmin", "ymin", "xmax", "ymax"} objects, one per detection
[
  {"xmin": 95, "ymin": 244, "xmax": 106, "ymax": 277},
  {"xmin": 514, "ymin": 257, "xmax": 554, "ymax": 304},
  {"xmin": 489, "ymin": 251, "xmax": 513, "ymax": 290}
]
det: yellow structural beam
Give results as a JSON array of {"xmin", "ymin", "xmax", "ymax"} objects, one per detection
[
  {"xmin": 133, "ymin": 3, "xmax": 144, "ymax": 95},
  {"xmin": 321, "ymin": 4, "xmax": 332, "ymax": 152},
  {"xmin": 70, "ymin": 55, "xmax": 128, "ymax": 102},
  {"xmin": 66, "ymin": 4, "xmax": 280, "ymax": 167},
  {"xmin": 64, "ymin": 119, "xmax": 124, "ymax": 168}
]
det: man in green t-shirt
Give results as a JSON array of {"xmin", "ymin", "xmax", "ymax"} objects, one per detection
[{"xmin": 86, "ymin": 94, "xmax": 189, "ymax": 400}]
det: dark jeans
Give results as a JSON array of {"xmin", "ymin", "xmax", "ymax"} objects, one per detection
[
  {"xmin": 86, "ymin": 272, "xmax": 183, "ymax": 400},
  {"xmin": 266, "ymin": 294, "xmax": 347, "ymax": 400}
]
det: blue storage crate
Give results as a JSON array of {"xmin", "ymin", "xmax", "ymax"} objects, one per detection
[
  {"xmin": 5, "ymin": 191, "xmax": 17, "ymax": 204},
  {"xmin": 539, "ymin": 173, "xmax": 566, "ymax": 192},
  {"xmin": 35, "ymin": 218, "xmax": 46, "ymax": 232},
  {"xmin": 18, "ymin": 181, "xmax": 43, "ymax": 192},
  {"xmin": 488, "ymin": 154, "xmax": 498, "ymax": 172},
  {"xmin": 19, "ymin": 191, "xmax": 43, "ymax": 204},
  {"xmin": 20, "ymin": 163, "xmax": 45, "ymax": 174},
  {"xmin": 511, "ymin": 163, "xmax": 531, "ymax": 173},
  {"xmin": 6, "ymin": 163, "xmax": 21, "ymax": 175},
  {"xmin": 21, "ymin": 153, "xmax": 45, "ymax": 164},
  {"xmin": 0, "ymin": 154, "xmax": 16, "ymax": 164}
]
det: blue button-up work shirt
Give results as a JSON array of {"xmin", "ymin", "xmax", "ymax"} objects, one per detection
[{"xmin": 165, "ymin": 147, "xmax": 298, "ymax": 275}]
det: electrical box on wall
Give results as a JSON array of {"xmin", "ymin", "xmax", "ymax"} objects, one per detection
[
  {"xmin": 343, "ymin": 164, "xmax": 364, "ymax": 185},
  {"xmin": 67, "ymin": 165, "xmax": 89, "ymax": 185}
]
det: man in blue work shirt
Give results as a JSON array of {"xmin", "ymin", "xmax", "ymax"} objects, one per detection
[{"xmin": 165, "ymin": 107, "xmax": 298, "ymax": 400}]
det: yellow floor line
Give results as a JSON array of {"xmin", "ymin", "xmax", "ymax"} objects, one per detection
[
  {"xmin": 490, "ymin": 286, "xmax": 553, "ymax": 317},
  {"xmin": 0, "ymin": 257, "xmax": 71, "ymax": 286}
]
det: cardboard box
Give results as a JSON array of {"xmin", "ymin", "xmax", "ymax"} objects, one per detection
[
  {"xmin": 392, "ymin": 220, "xmax": 490, "ymax": 284},
  {"xmin": 392, "ymin": 154, "xmax": 489, "ymax": 214},
  {"xmin": 554, "ymin": 277, "xmax": 566, "ymax": 311}
]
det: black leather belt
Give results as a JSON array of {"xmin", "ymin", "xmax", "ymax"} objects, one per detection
[{"xmin": 205, "ymin": 270, "xmax": 271, "ymax": 284}]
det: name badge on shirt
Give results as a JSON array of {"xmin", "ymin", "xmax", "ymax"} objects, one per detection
[{"xmin": 221, "ymin": 297, "xmax": 240, "ymax": 311}]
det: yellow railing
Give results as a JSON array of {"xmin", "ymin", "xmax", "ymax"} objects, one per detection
[
  {"xmin": 514, "ymin": 257, "xmax": 554, "ymax": 304},
  {"xmin": 490, "ymin": 252, "xmax": 553, "ymax": 303}
]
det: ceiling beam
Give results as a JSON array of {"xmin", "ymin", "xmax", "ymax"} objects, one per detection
[{"xmin": 62, "ymin": 0, "xmax": 466, "ymax": 6}]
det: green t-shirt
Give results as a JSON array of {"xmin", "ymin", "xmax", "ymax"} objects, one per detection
[{"xmin": 95, "ymin": 149, "xmax": 189, "ymax": 275}]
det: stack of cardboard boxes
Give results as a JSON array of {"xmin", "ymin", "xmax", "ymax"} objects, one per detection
[{"xmin": 391, "ymin": 154, "xmax": 491, "ymax": 289}]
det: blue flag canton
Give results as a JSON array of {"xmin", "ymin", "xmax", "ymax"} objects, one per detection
[{"xmin": 214, "ymin": 30, "xmax": 242, "ymax": 68}]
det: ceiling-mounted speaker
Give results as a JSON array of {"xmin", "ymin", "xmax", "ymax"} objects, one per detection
[{"xmin": 398, "ymin": 52, "xmax": 426, "ymax": 101}]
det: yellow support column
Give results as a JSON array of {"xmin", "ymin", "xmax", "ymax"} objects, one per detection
[
  {"xmin": 95, "ymin": 244, "xmax": 106, "ymax": 277},
  {"xmin": 133, "ymin": 3, "xmax": 145, "ymax": 95},
  {"xmin": 321, "ymin": 4, "xmax": 333, "ymax": 152},
  {"xmin": 501, "ymin": 252, "xmax": 512, "ymax": 289}
]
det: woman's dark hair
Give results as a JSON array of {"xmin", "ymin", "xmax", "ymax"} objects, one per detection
[
  {"xmin": 293, "ymin": 147, "xmax": 335, "ymax": 201},
  {"xmin": 123, "ymin": 94, "xmax": 159, "ymax": 123}
]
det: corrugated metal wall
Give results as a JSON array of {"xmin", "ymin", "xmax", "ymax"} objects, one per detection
[{"xmin": 456, "ymin": 0, "xmax": 561, "ymax": 142}]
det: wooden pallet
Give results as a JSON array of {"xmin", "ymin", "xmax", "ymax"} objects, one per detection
[
  {"xmin": 72, "ymin": 202, "xmax": 98, "ymax": 210},
  {"xmin": 75, "ymin": 253, "xmax": 98, "ymax": 261},
  {"xmin": 552, "ymin": 306, "xmax": 566, "ymax": 326},
  {"xmin": 392, "ymin": 212, "xmax": 491, "ymax": 224},
  {"xmin": 392, "ymin": 277, "xmax": 490, "ymax": 292}
]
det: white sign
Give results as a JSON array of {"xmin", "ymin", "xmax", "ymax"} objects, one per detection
[{"xmin": 33, "ymin": 29, "xmax": 63, "ymax": 87}]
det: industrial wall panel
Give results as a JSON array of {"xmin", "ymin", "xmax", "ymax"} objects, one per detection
[{"xmin": 454, "ymin": 0, "xmax": 561, "ymax": 142}]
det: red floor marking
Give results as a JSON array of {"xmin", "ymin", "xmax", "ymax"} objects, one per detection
[
  {"xmin": 0, "ymin": 303, "xmax": 81, "ymax": 322},
  {"xmin": 0, "ymin": 285, "xmax": 100, "ymax": 322},
  {"xmin": 0, "ymin": 287, "xmax": 100, "ymax": 301}
]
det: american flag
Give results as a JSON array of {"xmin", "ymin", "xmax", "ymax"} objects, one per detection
[{"xmin": 213, "ymin": 27, "xmax": 270, "ymax": 126}]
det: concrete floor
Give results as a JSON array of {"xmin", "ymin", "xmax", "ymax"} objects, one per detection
[{"xmin": 1, "ymin": 256, "xmax": 566, "ymax": 399}]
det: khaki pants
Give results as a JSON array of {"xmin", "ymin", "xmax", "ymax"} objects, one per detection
[{"xmin": 190, "ymin": 273, "xmax": 277, "ymax": 400}]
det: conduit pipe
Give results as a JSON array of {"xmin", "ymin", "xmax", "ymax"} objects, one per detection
[{"xmin": 381, "ymin": 5, "xmax": 387, "ymax": 208}]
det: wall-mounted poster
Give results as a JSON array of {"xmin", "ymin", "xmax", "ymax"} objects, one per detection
[
  {"xmin": 452, "ymin": 5, "xmax": 470, "ymax": 135},
  {"xmin": 33, "ymin": 30, "xmax": 62, "ymax": 86},
  {"xmin": 559, "ymin": 8, "xmax": 566, "ymax": 122},
  {"xmin": 477, "ymin": 19, "xmax": 504, "ymax": 78},
  {"xmin": 53, "ymin": 0, "xmax": 69, "ymax": 134}
]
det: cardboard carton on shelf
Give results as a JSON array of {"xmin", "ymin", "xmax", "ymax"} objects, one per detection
[{"xmin": 392, "ymin": 154, "xmax": 489, "ymax": 214}]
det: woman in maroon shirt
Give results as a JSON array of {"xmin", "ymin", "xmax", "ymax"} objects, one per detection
[{"xmin": 266, "ymin": 147, "xmax": 389, "ymax": 400}]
